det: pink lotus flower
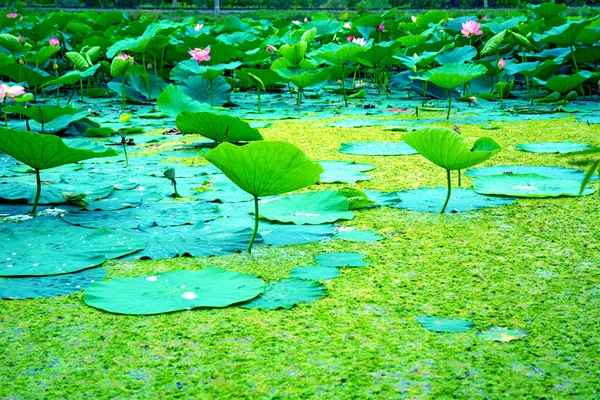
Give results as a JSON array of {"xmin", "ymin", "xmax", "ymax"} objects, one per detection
[
  {"xmin": 378, "ymin": 24, "xmax": 385, "ymax": 32},
  {"xmin": 265, "ymin": 45, "xmax": 276, "ymax": 52},
  {"xmin": 461, "ymin": 20, "xmax": 483, "ymax": 38},
  {"xmin": 304, "ymin": 17, "xmax": 308, "ymax": 23},
  {"xmin": 194, "ymin": 23, "xmax": 203, "ymax": 31},
  {"xmin": 481, "ymin": 16, "xmax": 487, "ymax": 21},
  {"xmin": 498, "ymin": 58, "xmax": 506, "ymax": 70},
  {"xmin": 0, "ymin": 84, "xmax": 26, "ymax": 102},
  {"xmin": 6, "ymin": 13, "xmax": 17, "ymax": 19},
  {"xmin": 352, "ymin": 37, "xmax": 367, "ymax": 47},
  {"xmin": 189, "ymin": 47, "xmax": 210, "ymax": 64},
  {"xmin": 344, "ymin": 22, "xmax": 351, "ymax": 29},
  {"xmin": 292, "ymin": 20, "xmax": 300, "ymax": 25},
  {"xmin": 49, "ymin": 37, "xmax": 60, "ymax": 47},
  {"xmin": 347, "ymin": 35, "xmax": 355, "ymax": 42},
  {"xmin": 117, "ymin": 53, "xmax": 134, "ymax": 63}
]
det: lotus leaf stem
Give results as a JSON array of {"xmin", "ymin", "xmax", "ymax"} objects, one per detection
[
  {"xmin": 422, "ymin": 81, "xmax": 428, "ymax": 107},
  {"xmin": 257, "ymin": 85, "xmax": 261, "ymax": 113},
  {"xmin": 210, "ymin": 79, "xmax": 214, "ymax": 107},
  {"xmin": 31, "ymin": 168, "xmax": 41, "ymax": 215},
  {"xmin": 446, "ymin": 88, "xmax": 451, "ymax": 120},
  {"xmin": 441, "ymin": 169, "xmax": 452, "ymax": 214},
  {"xmin": 247, "ymin": 195, "xmax": 259, "ymax": 252},
  {"xmin": 341, "ymin": 64, "xmax": 348, "ymax": 107},
  {"xmin": 122, "ymin": 141, "xmax": 129, "ymax": 168},
  {"xmin": 121, "ymin": 75, "xmax": 126, "ymax": 110},
  {"xmin": 55, "ymin": 63, "xmax": 60, "ymax": 106},
  {"xmin": 142, "ymin": 52, "xmax": 151, "ymax": 101},
  {"xmin": 79, "ymin": 78, "xmax": 84, "ymax": 104}
]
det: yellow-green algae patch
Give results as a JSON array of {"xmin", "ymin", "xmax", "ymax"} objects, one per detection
[{"xmin": 1, "ymin": 117, "xmax": 599, "ymax": 398}]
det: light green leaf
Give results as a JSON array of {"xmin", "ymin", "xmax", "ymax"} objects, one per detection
[{"xmin": 176, "ymin": 111, "xmax": 263, "ymax": 143}]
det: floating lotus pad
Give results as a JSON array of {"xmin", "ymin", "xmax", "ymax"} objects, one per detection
[
  {"xmin": 260, "ymin": 191, "xmax": 354, "ymax": 225},
  {"xmin": 332, "ymin": 229, "xmax": 383, "ymax": 243},
  {"xmin": 515, "ymin": 142, "xmax": 597, "ymax": 154},
  {"xmin": 290, "ymin": 266, "xmax": 340, "ymax": 280},
  {"xmin": 465, "ymin": 165, "xmax": 598, "ymax": 182},
  {"xmin": 326, "ymin": 118, "xmax": 415, "ymax": 129},
  {"xmin": 84, "ymin": 267, "xmax": 265, "ymax": 315},
  {"xmin": 0, "ymin": 267, "xmax": 107, "ymax": 299},
  {"xmin": 240, "ymin": 278, "xmax": 326, "ymax": 310},
  {"xmin": 478, "ymin": 326, "xmax": 528, "ymax": 342},
  {"xmin": 416, "ymin": 316, "xmax": 475, "ymax": 333},
  {"xmin": 84, "ymin": 188, "xmax": 163, "ymax": 211},
  {"xmin": 338, "ymin": 142, "xmax": 418, "ymax": 156},
  {"xmin": 0, "ymin": 181, "xmax": 113, "ymax": 205},
  {"xmin": 394, "ymin": 187, "xmax": 515, "ymax": 213},
  {"xmin": 121, "ymin": 222, "xmax": 256, "ymax": 260},
  {"xmin": 472, "ymin": 173, "xmax": 595, "ymax": 197},
  {"xmin": 318, "ymin": 160, "xmax": 375, "ymax": 183},
  {"xmin": 0, "ymin": 220, "xmax": 145, "ymax": 276},
  {"xmin": 314, "ymin": 252, "xmax": 370, "ymax": 267}
]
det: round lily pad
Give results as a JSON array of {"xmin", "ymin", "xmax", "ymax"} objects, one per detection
[
  {"xmin": 0, "ymin": 267, "xmax": 106, "ymax": 299},
  {"xmin": 239, "ymin": 278, "xmax": 326, "ymax": 310},
  {"xmin": 260, "ymin": 191, "xmax": 354, "ymax": 225},
  {"xmin": 290, "ymin": 266, "xmax": 340, "ymax": 280},
  {"xmin": 84, "ymin": 267, "xmax": 265, "ymax": 315},
  {"xmin": 332, "ymin": 229, "xmax": 383, "ymax": 243},
  {"xmin": 472, "ymin": 173, "xmax": 595, "ymax": 197},
  {"xmin": 416, "ymin": 316, "xmax": 475, "ymax": 333},
  {"xmin": 478, "ymin": 326, "xmax": 528, "ymax": 342},
  {"xmin": 465, "ymin": 165, "xmax": 598, "ymax": 182},
  {"xmin": 314, "ymin": 252, "xmax": 370, "ymax": 267},
  {"xmin": 515, "ymin": 142, "xmax": 597, "ymax": 154},
  {"xmin": 318, "ymin": 160, "xmax": 375, "ymax": 183},
  {"xmin": 395, "ymin": 187, "xmax": 515, "ymax": 213},
  {"xmin": 338, "ymin": 142, "xmax": 418, "ymax": 156}
]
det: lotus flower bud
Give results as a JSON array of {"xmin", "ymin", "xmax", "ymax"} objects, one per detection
[
  {"xmin": 53, "ymin": 64, "xmax": 58, "ymax": 70},
  {"xmin": 498, "ymin": 58, "xmax": 506, "ymax": 70}
]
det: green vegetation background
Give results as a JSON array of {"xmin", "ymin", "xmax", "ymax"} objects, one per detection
[{"xmin": 1, "ymin": 116, "xmax": 599, "ymax": 398}]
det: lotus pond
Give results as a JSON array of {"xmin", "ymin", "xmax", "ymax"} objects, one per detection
[{"xmin": 1, "ymin": 3, "xmax": 600, "ymax": 398}]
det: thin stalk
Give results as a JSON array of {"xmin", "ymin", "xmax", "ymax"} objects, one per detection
[
  {"xmin": 257, "ymin": 86, "xmax": 261, "ymax": 113},
  {"xmin": 499, "ymin": 71, "xmax": 504, "ymax": 109},
  {"xmin": 3, "ymin": 98, "xmax": 6, "ymax": 127},
  {"xmin": 31, "ymin": 168, "xmax": 41, "ymax": 215},
  {"xmin": 446, "ymin": 88, "xmax": 451, "ymax": 120},
  {"xmin": 55, "ymin": 64, "xmax": 60, "ymax": 106},
  {"xmin": 422, "ymin": 81, "xmax": 428, "ymax": 107},
  {"xmin": 121, "ymin": 75, "xmax": 126, "ymax": 110},
  {"xmin": 296, "ymin": 87, "xmax": 301, "ymax": 107},
  {"xmin": 153, "ymin": 54, "xmax": 158, "ymax": 77},
  {"xmin": 341, "ymin": 64, "xmax": 348, "ymax": 107},
  {"xmin": 458, "ymin": 170, "xmax": 461, "ymax": 187},
  {"xmin": 247, "ymin": 195, "xmax": 259, "ymax": 252},
  {"xmin": 570, "ymin": 44, "xmax": 579, "ymax": 72},
  {"xmin": 142, "ymin": 52, "xmax": 151, "ymax": 101},
  {"xmin": 209, "ymin": 79, "xmax": 214, "ymax": 107},
  {"xmin": 441, "ymin": 169, "xmax": 452, "ymax": 214},
  {"xmin": 79, "ymin": 78, "xmax": 84, "ymax": 103},
  {"xmin": 122, "ymin": 141, "xmax": 129, "ymax": 168}
]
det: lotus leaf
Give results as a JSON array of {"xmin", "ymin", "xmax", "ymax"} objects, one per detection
[
  {"xmin": 239, "ymin": 278, "xmax": 326, "ymax": 310},
  {"xmin": 85, "ymin": 267, "xmax": 265, "ymax": 315},
  {"xmin": 338, "ymin": 142, "xmax": 418, "ymax": 156},
  {"xmin": 176, "ymin": 111, "xmax": 262, "ymax": 143},
  {"xmin": 515, "ymin": 142, "xmax": 597, "ymax": 154},
  {"xmin": 290, "ymin": 266, "xmax": 340, "ymax": 281},
  {"xmin": 314, "ymin": 252, "xmax": 370, "ymax": 267},
  {"xmin": 0, "ymin": 268, "xmax": 107, "ymax": 299},
  {"xmin": 332, "ymin": 230, "xmax": 383, "ymax": 243},
  {"xmin": 478, "ymin": 326, "xmax": 528, "ymax": 342},
  {"xmin": 416, "ymin": 316, "xmax": 475, "ymax": 333},
  {"xmin": 318, "ymin": 160, "xmax": 375, "ymax": 183},
  {"xmin": 472, "ymin": 173, "xmax": 595, "ymax": 197},
  {"xmin": 395, "ymin": 187, "xmax": 514, "ymax": 213},
  {"xmin": 260, "ymin": 191, "xmax": 354, "ymax": 225},
  {"xmin": 533, "ymin": 71, "xmax": 593, "ymax": 95}
]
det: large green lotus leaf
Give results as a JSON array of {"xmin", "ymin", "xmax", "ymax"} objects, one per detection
[
  {"xmin": 515, "ymin": 142, "xmax": 597, "ymax": 154},
  {"xmin": 465, "ymin": 165, "xmax": 599, "ymax": 182},
  {"xmin": 121, "ymin": 221, "xmax": 255, "ymax": 260},
  {"xmin": 0, "ymin": 64, "xmax": 52, "ymax": 87},
  {"xmin": 239, "ymin": 278, "xmax": 326, "ymax": 310},
  {"xmin": 0, "ymin": 181, "xmax": 113, "ymax": 205},
  {"xmin": 314, "ymin": 43, "xmax": 368, "ymax": 66},
  {"xmin": 0, "ymin": 128, "xmax": 116, "ymax": 171},
  {"xmin": 332, "ymin": 230, "xmax": 383, "ymax": 243},
  {"xmin": 284, "ymin": 69, "xmax": 331, "ymax": 89},
  {"xmin": 472, "ymin": 173, "xmax": 595, "ymax": 197},
  {"xmin": 357, "ymin": 41, "xmax": 401, "ymax": 68},
  {"xmin": 6, "ymin": 105, "xmax": 83, "ymax": 124},
  {"xmin": 314, "ymin": 252, "xmax": 370, "ymax": 267},
  {"xmin": 25, "ymin": 46, "xmax": 61, "ymax": 65},
  {"xmin": 0, "ymin": 267, "xmax": 106, "ymax": 299},
  {"xmin": 527, "ymin": 2, "xmax": 567, "ymax": 19},
  {"xmin": 412, "ymin": 63, "xmax": 487, "ymax": 90},
  {"xmin": 338, "ymin": 141, "xmax": 418, "ymax": 156},
  {"xmin": 534, "ymin": 71, "xmax": 593, "ymax": 94},
  {"xmin": 260, "ymin": 191, "xmax": 354, "ymax": 225},
  {"xmin": 478, "ymin": 326, "xmax": 528, "ymax": 342},
  {"xmin": 279, "ymin": 41, "xmax": 308, "ymax": 65},
  {"xmin": 395, "ymin": 187, "xmax": 514, "ymax": 213},
  {"xmin": 303, "ymin": 20, "xmax": 343, "ymax": 37},
  {"xmin": 0, "ymin": 33, "xmax": 32, "ymax": 53},
  {"xmin": 318, "ymin": 160, "xmax": 375, "ymax": 183},
  {"xmin": 504, "ymin": 61, "xmax": 541, "ymax": 76},
  {"xmin": 42, "ymin": 65, "xmax": 101, "ymax": 87},
  {"xmin": 403, "ymin": 127, "xmax": 501, "ymax": 171},
  {"xmin": 85, "ymin": 267, "xmax": 265, "ymax": 315},
  {"xmin": 532, "ymin": 18, "xmax": 596, "ymax": 46},
  {"xmin": 205, "ymin": 141, "xmax": 323, "ymax": 198},
  {"xmin": 84, "ymin": 189, "xmax": 162, "ymax": 211},
  {"xmin": 0, "ymin": 220, "xmax": 145, "ymax": 276},
  {"xmin": 435, "ymin": 46, "xmax": 477, "ymax": 65},
  {"xmin": 176, "ymin": 111, "xmax": 262, "ymax": 143},
  {"xmin": 181, "ymin": 76, "xmax": 232, "ymax": 106},
  {"xmin": 416, "ymin": 316, "xmax": 474, "ymax": 333},
  {"xmin": 290, "ymin": 266, "xmax": 340, "ymax": 281},
  {"xmin": 235, "ymin": 68, "xmax": 284, "ymax": 88},
  {"xmin": 156, "ymin": 85, "xmax": 213, "ymax": 118}
]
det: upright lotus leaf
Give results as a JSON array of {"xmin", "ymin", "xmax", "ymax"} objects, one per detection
[
  {"xmin": 85, "ymin": 267, "xmax": 265, "ymax": 315},
  {"xmin": 403, "ymin": 127, "xmax": 501, "ymax": 213},
  {"xmin": 534, "ymin": 70, "xmax": 593, "ymax": 95},
  {"xmin": 411, "ymin": 63, "xmax": 487, "ymax": 119},
  {"xmin": 0, "ymin": 34, "xmax": 32, "ymax": 53},
  {"xmin": 302, "ymin": 20, "xmax": 343, "ymax": 37},
  {"xmin": 156, "ymin": 85, "xmax": 212, "ymax": 117},
  {"xmin": 280, "ymin": 41, "xmax": 308, "ymax": 66},
  {"xmin": 6, "ymin": 105, "xmax": 82, "ymax": 127},
  {"xmin": 435, "ymin": 46, "xmax": 477, "ymax": 65},
  {"xmin": 176, "ymin": 111, "xmax": 262, "ymax": 144},
  {"xmin": 532, "ymin": 18, "xmax": 596, "ymax": 47},
  {"xmin": 480, "ymin": 30, "xmax": 506, "ymax": 56},
  {"xmin": 0, "ymin": 128, "xmax": 117, "ymax": 214},
  {"xmin": 206, "ymin": 141, "xmax": 323, "ymax": 251},
  {"xmin": 527, "ymin": 2, "xmax": 568, "ymax": 20}
]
